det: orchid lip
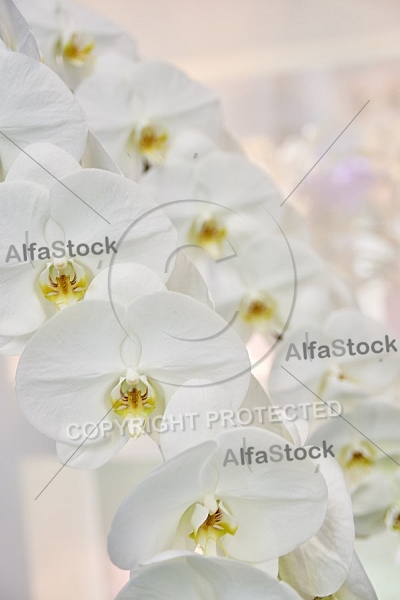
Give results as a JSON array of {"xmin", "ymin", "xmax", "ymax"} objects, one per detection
[
  {"xmin": 189, "ymin": 212, "xmax": 227, "ymax": 258},
  {"xmin": 128, "ymin": 123, "xmax": 169, "ymax": 164},
  {"xmin": 340, "ymin": 440, "xmax": 377, "ymax": 470},
  {"xmin": 38, "ymin": 259, "xmax": 88, "ymax": 310},
  {"xmin": 55, "ymin": 32, "xmax": 96, "ymax": 67},
  {"xmin": 239, "ymin": 291, "xmax": 277, "ymax": 330},
  {"xmin": 189, "ymin": 498, "xmax": 238, "ymax": 556},
  {"xmin": 385, "ymin": 503, "xmax": 400, "ymax": 532},
  {"xmin": 110, "ymin": 374, "xmax": 157, "ymax": 437}
]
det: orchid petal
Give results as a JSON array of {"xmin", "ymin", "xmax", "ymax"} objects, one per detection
[
  {"xmin": 0, "ymin": 0, "xmax": 40, "ymax": 59},
  {"xmin": 0, "ymin": 52, "xmax": 87, "ymax": 172},
  {"xmin": 279, "ymin": 456, "xmax": 355, "ymax": 598},
  {"xmin": 116, "ymin": 553, "xmax": 302, "ymax": 600},
  {"xmin": 81, "ymin": 130, "xmax": 120, "ymax": 173},
  {"xmin": 6, "ymin": 142, "xmax": 81, "ymax": 187},
  {"xmin": 165, "ymin": 252, "xmax": 213, "ymax": 308},
  {"xmin": 335, "ymin": 552, "xmax": 378, "ymax": 600}
]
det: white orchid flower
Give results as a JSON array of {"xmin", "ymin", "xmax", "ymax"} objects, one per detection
[
  {"xmin": 16, "ymin": 285, "xmax": 251, "ymax": 467},
  {"xmin": 108, "ymin": 427, "xmax": 328, "ymax": 570},
  {"xmin": 0, "ymin": 51, "xmax": 87, "ymax": 177},
  {"xmin": 269, "ymin": 308, "xmax": 400, "ymax": 408},
  {"xmin": 141, "ymin": 149, "xmax": 282, "ymax": 256},
  {"xmin": 75, "ymin": 59, "xmax": 222, "ymax": 179},
  {"xmin": 15, "ymin": 0, "xmax": 137, "ymax": 89},
  {"xmin": 279, "ymin": 454, "xmax": 355, "ymax": 599},
  {"xmin": 309, "ymin": 401, "xmax": 400, "ymax": 538},
  {"xmin": 115, "ymin": 552, "xmax": 302, "ymax": 600},
  {"xmin": 205, "ymin": 233, "xmax": 336, "ymax": 343},
  {"xmin": 0, "ymin": 167, "xmax": 177, "ymax": 351},
  {"xmin": 0, "ymin": 0, "xmax": 40, "ymax": 58}
]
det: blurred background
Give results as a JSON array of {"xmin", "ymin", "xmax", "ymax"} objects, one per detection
[{"xmin": 3, "ymin": 1, "xmax": 400, "ymax": 598}]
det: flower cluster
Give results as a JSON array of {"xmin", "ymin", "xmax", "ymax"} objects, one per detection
[{"xmin": 1, "ymin": 0, "xmax": 395, "ymax": 598}]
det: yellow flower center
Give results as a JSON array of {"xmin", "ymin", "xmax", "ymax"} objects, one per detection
[
  {"xmin": 38, "ymin": 260, "xmax": 88, "ymax": 311},
  {"xmin": 340, "ymin": 441, "xmax": 376, "ymax": 470},
  {"xmin": 55, "ymin": 33, "xmax": 95, "ymax": 66},
  {"xmin": 128, "ymin": 124, "xmax": 169, "ymax": 165},
  {"xmin": 239, "ymin": 292, "xmax": 276, "ymax": 330},
  {"xmin": 385, "ymin": 503, "xmax": 400, "ymax": 532},
  {"xmin": 188, "ymin": 499, "xmax": 238, "ymax": 556},
  {"xmin": 189, "ymin": 214, "xmax": 227, "ymax": 258},
  {"xmin": 111, "ymin": 375, "xmax": 157, "ymax": 437}
]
